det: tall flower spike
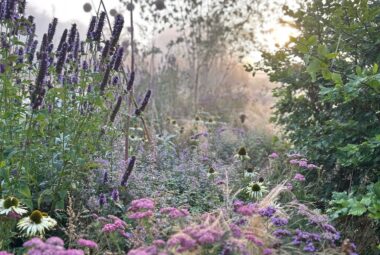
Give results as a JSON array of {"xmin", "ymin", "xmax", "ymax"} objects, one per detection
[
  {"xmin": 87, "ymin": 16, "xmax": 96, "ymax": 40},
  {"xmin": 67, "ymin": 23, "xmax": 77, "ymax": 51},
  {"xmin": 57, "ymin": 29, "xmax": 67, "ymax": 53},
  {"xmin": 135, "ymin": 90, "xmax": 152, "ymax": 116},
  {"xmin": 18, "ymin": 0, "xmax": 26, "ymax": 15},
  {"xmin": 31, "ymin": 52, "xmax": 48, "ymax": 109},
  {"xmin": 55, "ymin": 42, "xmax": 67, "ymax": 75},
  {"xmin": 113, "ymin": 47, "xmax": 124, "ymax": 71},
  {"xmin": 101, "ymin": 40, "xmax": 110, "ymax": 62},
  {"xmin": 99, "ymin": 65, "xmax": 111, "ymax": 94},
  {"xmin": 37, "ymin": 33, "xmax": 48, "ymax": 58},
  {"xmin": 121, "ymin": 156, "xmax": 136, "ymax": 186},
  {"xmin": 110, "ymin": 14, "xmax": 124, "ymax": 50},
  {"xmin": 73, "ymin": 32, "xmax": 80, "ymax": 61},
  {"xmin": 93, "ymin": 12, "xmax": 106, "ymax": 42},
  {"xmin": 47, "ymin": 18, "xmax": 58, "ymax": 43},
  {"xmin": 127, "ymin": 71, "xmax": 135, "ymax": 91},
  {"xmin": 110, "ymin": 95, "xmax": 122, "ymax": 123},
  {"xmin": 28, "ymin": 40, "xmax": 38, "ymax": 64}
]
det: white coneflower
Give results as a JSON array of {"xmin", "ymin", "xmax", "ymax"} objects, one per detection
[
  {"xmin": 244, "ymin": 168, "xmax": 255, "ymax": 178},
  {"xmin": 246, "ymin": 182, "xmax": 268, "ymax": 200},
  {"xmin": 234, "ymin": 147, "xmax": 250, "ymax": 161},
  {"xmin": 0, "ymin": 197, "xmax": 28, "ymax": 216},
  {"xmin": 17, "ymin": 210, "xmax": 57, "ymax": 237},
  {"xmin": 207, "ymin": 167, "xmax": 217, "ymax": 178},
  {"xmin": 129, "ymin": 134, "xmax": 143, "ymax": 142}
]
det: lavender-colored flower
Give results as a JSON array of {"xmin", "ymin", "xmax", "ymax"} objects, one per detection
[
  {"xmin": 167, "ymin": 233, "xmax": 197, "ymax": 252},
  {"xmin": 86, "ymin": 16, "xmax": 96, "ymax": 40},
  {"xmin": 110, "ymin": 14, "xmax": 124, "ymax": 50},
  {"xmin": 103, "ymin": 171, "xmax": 108, "ymax": 184},
  {"xmin": 47, "ymin": 18, "xmax": 58, "ymax": 43},
  {"xmin": 127, "ymin": 71, "xmax": 135, "ymax": 91},
  {"xmin": 263, "ymin": 248, "xmax": 273, "ymax": 255},
  {"xmin": 244, "ymin": 231, "xmax": 263, "ymax": 246},
  {"xmin": 45, "ymin": 237, "xmax": 65, "ymax": 246},
  {"xmin": 77, "ymin": 239, "xmax": 98, "ymax": 249},
  {"xmin": 0, "ymin": 63, "xmax": 5, "ymax": 73},
  {"xmin": 229, "ymin": 223, "xmax": 242, "ymax": 238},
  {"xmin": 101, "ymin": 40, "xmax": 110, "ymax": 61},
  {"xmin": 303, "ymin": 242, "xmax": 316, "ymax": 252},
  {"xmin": 271, "ymin": 217, "xmax": 288, "ymax": 227},
  {"xmin": 68, "ymin": 24, "xmax": 77, "ymax": 51},
  {"xmin": 289, "ymin": 159, "xmax": 299, "ymax": 165},
  {"xmin": 112, "ymin": 76, "xmax": 119, "ymax": 85},
  {"xmin": 0, "ymin": 251, "xmax": 13, "ymax": 255},
  {"xmin": 82, "ymin": 60, "xmax": 88, "ymax": 70},
  {"xmin": 127, "ymin": 245, "xmax": 157, "ymax": 255},
  {"xmin": 111, "ymin": 189, "xmax": 119, "ymax": 201},
  {"xmin": 31, "ymin": 52, "xmax": 48, "ymax": 109},
  {"xmin": 99, "ymin": 193, "xmax": 106, "ymax": 207},
  {"xmin": 273, "ymin": 229, "xmax": 291, "ymax": 238},
  {"xmin": 294, "ymin": 173, "xmax": 305, "ymax": 182},
  {"xmin": 93, "ymin": 12, "xmax": 106, "ymax": 41},
  {"xmin": 113, "ymin": 47, "xmax": 124, "ymax": 71},
  {"xmin": 259, "ymin": 206, "xmax": 276, "ymax": 218},
  {"xmin": 135, "ymin": 90, "xmax": 152, "ymax": 116},
  {"xmin": 56, "ymin": 42, "xmax": 67, "ymax": 75},
  {"xmin": 99, "ymin": 65, "xmax": 111, "ymax": 94},
  {"xmin": 235, "ymin": 203, "xmax": 258, "ymax": 216},
  {"xmin": 57, "ymin": 29, "xmax": 68, "ymax": 52},
  {"xmin": 121, "ymin": 156, "xmax": 136, "ymax": 186}
]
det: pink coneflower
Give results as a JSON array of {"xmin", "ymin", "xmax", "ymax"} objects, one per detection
[
  {"xmin": 294, "ymin": 173, "xmax": 306, "ymax": 181},
  {"xmin": 269, "ymin": 152, "xmax": 279, "ymax": 159},
  {"xmin": 77, "ymin": 239, "xmax": 98, "ymax": 249}
]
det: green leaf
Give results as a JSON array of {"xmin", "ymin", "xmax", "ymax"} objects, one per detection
[
  {"xmin": 348, "ymin": 201, "xmax": 367, "ymax": 216},
  {"xmin": 373, "ymin": 63, "xmax": 378, "ymax": 74}
]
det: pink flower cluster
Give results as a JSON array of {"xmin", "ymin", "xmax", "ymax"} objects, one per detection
[
  {"xmin": 22, "ymin": 237, "xmax": 84, "ymax": 255},
  {"xmin": 233, "ymin": 200, "xmax": 258, "ymax": 216},
  {"xmin": 160, "ymin": 207, "xmax": 189, "ymax": 218},
  {"xmin": 294, "ymin": 173, "xmax": 306, "ymax": 182},
  {"xmin": 0, "ymin": 252, "xmax": 13, "ymax": 255},
  {"xmin": 101, "ymin": 215, "xmax": 130, "ymax": 238},
  {"xmin": 127, "ymin": 240, "xmax": 167, "ymax": 255},
  {"xmin": 76, "ymin": 239, "xmax": 98, "ymax": 249},
  {"xmin": 128, "ymin": 198, "xmax": 155, "ymax": 220},
  {"xmin": 268, "ymin": 152, "xmax": 279, "ymax": 159},
  {"xmin": 288, "ymin": 157, "xmax": 319, "ymax": 170},
  {"xmin": 244, "ymin": 231, "xmax": 264, "ymax": 246}
]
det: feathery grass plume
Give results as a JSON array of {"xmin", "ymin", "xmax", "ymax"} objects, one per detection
[
  {"xmin": 135, "ymin": 90, "xmax": 151, "ymax": 116},
  {"xmin": 101, "ymin": 40, "xmax": 110, "ymax": 62},
  {"xmin": 121, "ymin": 156, "xmax": 136, "ymax": 186},
  {"xmin": 67, "ymin": 23, "xmax": 77, "ymax": 51},
  {"xmin": 86, "ymin": 16, "xmax": 96, "ymax": 40},
  {"xmin": 113, "ymin": 47, "xmax": 124, "ymax": 71},
  {"xmin": 47, "ymin": 17, "xmax": 58, "ymax": 43},
  {"xmin": 110, "ymin": 95, "xmax": 122, "ymax": 123},
  {"xmin": 99, "ymin": 65, "xmax": 111, "ymax": 94},
  {"xmin": 55, "ymin": 42, "xmax": 67, "ymax": 75},
  {"xmin": 110, "ymin": 14, "xmax": 124, "ymax": 50},
  {"xmin": 31, "ymin": 52, "xmax": 48, "ymax": 109},
  {"xmin": 127, "ymin": 71, "xmax": 135, "ymax": 91},
  {"xmin": 93, "ymin": 11, "xmax": 106, "ymax": 42},
  {"xmin": 56, "ymin": 29, "xmax": 67, "ymax": 52}
]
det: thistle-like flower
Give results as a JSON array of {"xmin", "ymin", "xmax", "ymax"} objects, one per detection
[
  {"xmin": 234, "ymin": 147, "xmax": 250, "ymax": 161},
  {"xmin": 17, "ymin": 210, "xmax": 57, "ymax": 237},
  {"xmin": 0, "ymin": 196, "xmax": 28, "ymax": 216}
]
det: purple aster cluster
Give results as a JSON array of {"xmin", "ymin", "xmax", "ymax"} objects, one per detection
[
  {"xmin": 22, "ymin": 237, "xmax": 84, "ymax": 255},
  {"xmin": 271, "ymin": 217, "xmax": 288, "ymax": 227},
  {"xmin": 259, "ymin": 206, "xmax": 276, "ymax": 218},
  {"xmin": 160, "ymin": 207, "xmax": 189, "ymax": 218}
]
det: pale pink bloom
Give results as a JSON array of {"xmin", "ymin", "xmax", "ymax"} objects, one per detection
[
  {"xmin": 294, "ymin": 173, "xmax": 306, "ymax": 181},
  {"xmin": 129, "ymin": 198, "xmax": 155, "ymax": 211},
  {"xmin": 77, "ymin": 239, "xmax": 98, "ymax": 249},
  {"xmin": 269, "ymin": 152, "xmax": 279, "ymax": 159}
]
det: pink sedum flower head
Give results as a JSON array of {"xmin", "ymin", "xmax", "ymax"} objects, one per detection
[
  {"xmin": 129, "ymin": 198, "xmax": 155, "ymax": 211},
  {"xmin": 128, "ymin": 210, "xmax": 153, "ymax": 219},
  {"xmin": 269, "ymin": 152, "xmax": 279, "ymax": 159},
  {"xmin": 77, "ymin": 238, "xmax": 98, "ymax": 249},
  {"xmin": 160, "ymin": 207, "xmax": 189, "ymax": 218},
  {"xmin": 307, "ymin": 163, "xmax": 318, "ymax": 170},
  {"xmin": 294, "ymin": 173, "xmax": 306, "ymax": 181}
]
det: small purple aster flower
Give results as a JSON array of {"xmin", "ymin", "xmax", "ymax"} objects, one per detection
[
  {"xmin": 111, "ymin": 189, "xmax": 119, "ymax": 201},
  {"xmin": 273, "ymin": 229, "xmax": 291, "ymax": 238},
  {"xmin": 271, "ymin": 217, "xmax": 288, "ymax": 227},
  {"xmin": 263, "ymin": 248, "xmax": 273, "ymax": 255},
  {"xmin": 303, "ymin": 242, "xmax": 316, "ymax": 252},
  {"xmin": 259, "ymin": 206, "xmax": 276, "ymax": 218},
  {"xmin": 298, "ymin": 160, "xmax": 308, "ymax": 168}
]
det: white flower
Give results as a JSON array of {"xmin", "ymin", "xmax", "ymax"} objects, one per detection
[
  {"xmin": 234, "ymin": 147, "xmax": 250, "ymax": 161},
  {"xmin": 18, "ymin": 210, "xmax": 57, "ymax": 237},
  {"xmin": 244, "ymin": 168, "xmax": 256, "ymax": 178},
  {"xmin": 245, "ymin": 182, "xmax": 268, "ymax": 200},
  {"xmin": 0, "ymin": 197, "xmax": 28, "ymax": 216}
]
